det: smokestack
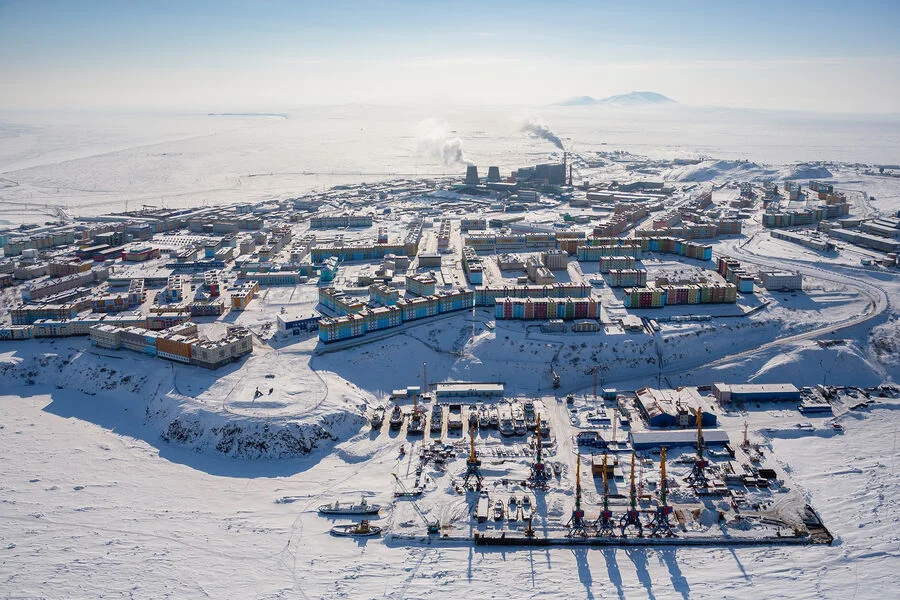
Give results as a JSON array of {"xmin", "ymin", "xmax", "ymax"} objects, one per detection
[{"xmin": 465, "ymin": 165, "xmax": 479, "ymax": 186}]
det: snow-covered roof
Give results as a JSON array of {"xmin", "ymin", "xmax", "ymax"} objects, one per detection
[
  {"xmin": 434, "ymin": 382, "xmax": 505, "ymax": 394},
  {"xmin": 631, "ymin": 429, "xmax": 730, "ymax": 447},
  {"xmin": 720, "ymin": 383, "xmax": 799, "ymax": 395}
]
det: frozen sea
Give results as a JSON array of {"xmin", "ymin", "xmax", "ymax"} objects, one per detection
[{"xmin": 1, "ymin": 104, "xmax": 898, "ymax": 225}]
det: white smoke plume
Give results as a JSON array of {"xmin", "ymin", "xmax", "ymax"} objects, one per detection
[
  {"xmin": 416, "ymin": 119, "xmax": 475, "ymax": 167},
  {"xmin": 520, "ymin": 114, "xmax": 565, "ymax": 150}
]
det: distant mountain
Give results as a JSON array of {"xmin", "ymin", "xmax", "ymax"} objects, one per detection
[
  {"xmin": 555, "ymin": 91, "xmax": 676, "ymax": 107},
  {"xmin": 555, "ymin": 95, "xmax": 601, "ymax": 106}
]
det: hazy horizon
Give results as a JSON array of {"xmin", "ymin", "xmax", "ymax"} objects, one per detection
[{"xmin": 2, "ymin": 1, "xmax": 899, "ymax": 114}]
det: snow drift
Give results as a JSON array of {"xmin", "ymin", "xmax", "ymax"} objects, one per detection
[{"xmin": 667, "ymin": 159, "xmax": 832, "ymax": 182}]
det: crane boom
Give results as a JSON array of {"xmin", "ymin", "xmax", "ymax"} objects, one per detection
[{"xmin": 392, "ymin": 473, "xmax": 439, "ymax": 534}]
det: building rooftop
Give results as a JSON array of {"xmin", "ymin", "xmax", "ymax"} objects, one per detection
[
  {"xmin": 434, "ymin": 382, "xmax": 505, "ymax": 394},
  {"xmin": 716, "ymin": 383, "xmax": 800, "ymax": 394},
  {"xmin": 630, "ymin": 429, "xmax": 730, "ymax": 447}
]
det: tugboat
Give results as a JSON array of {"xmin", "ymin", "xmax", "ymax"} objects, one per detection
[
  {"xmin": 492, "ymin": 499, "xmax": 505, "ymax": 521},
  {"xmin": 512, "ymin": 401, "xmax": 527, "ymax": 436},
  {"xmin": 408, "ymin": 408, "xmax": 425, "ymax": 435},
  {"xmin": 389, "ymin": 405, "xmax": 404, "ymax": 430},
  {"xmin": 538, "ymin": 411, "xmax": 551, "ymax": 438},
  {"xmin": 330, "ymin": 519, "xmax": 382, "ymax": 537},
  {"xmin": 447, "ymin": 404, "xmax": 463, "ymax": 431},
  {"xmin": 523, "ymin": 401, "xmax": 537, "ymax": 431},
  {"xmin": 478, "ymin": 404, "xmax": 491, "ymax": 429},
  {"xmin": 499, "ymin": 403, "xmax": 515, "ymax": 437},
  {"xmin": 430, "ymin": 403, "xmax": 443, "ymax": 433},
  {"xmin": 508, "ymin": 495, "xmax": 519, "ymax": 522},
  {"xmin": 467, "ymin": 404, "xmax": 479, "ymax": 429},
  {"xmin": 318, "ymin": 496, "xmax": 382, "ymax": 515},
  {"xmin": 370, "ymin": 406, "xmax": 385, "ymax": 429},
  {"xmin": 521, "ymin": 495, "xmax": 533, "ymax": 520},
  {"xmin": 476, "ymin": 491, "xmax": 490, "ymax": 523}
]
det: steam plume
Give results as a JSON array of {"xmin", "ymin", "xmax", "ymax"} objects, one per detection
[
  {"xmin": 417, "ymin": 119, "xmax": 475, "ymax": 166},
  {"xmin": 520, "ymin": 115, "xmax": 565, "ymax": 150}
]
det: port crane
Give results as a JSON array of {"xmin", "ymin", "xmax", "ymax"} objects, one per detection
[
  {"xmin": 392, "ymin": 473, "xmax": 439, "ymax": 534},
  {"xmin": 647, "ymin": 446, "xmax": 675, "ymax": 537},
  {"xmin": 594, "ymin": 452, "xmax": 616, "ymax": 537},
  {"xmin": 462, "ymin": 423, "xmax": 483, "ymax": 489},
  {"xmin": 566, "ymin": 452, "xmax": 588, "ymax": 537},
  {"xmin": 619, "ymin": 451, "xmax": 643, "ymax": 537},
  {"xmin": 685, "ymin": 409, "xmax": 709, "ymax": 488}
]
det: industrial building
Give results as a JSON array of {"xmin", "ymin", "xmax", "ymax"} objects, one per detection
[
  {"xmin": 770, "ymin": 229, "xmax": 834, "ymax": 252},
  {"xmin": 712, "ymin": 383, "xmax": 801, "ymax": 403},
  {"xmin": 634, "ymin": 387, "xmax": 717, "ymax": 428},
  {"xmin": 827, "ymin": 228, "xmax": 900, "ymax": 253},
  {"xmin": 515, "ymin": 162, "xmax": 566, "ymax": 186},
  {"xmin": 630, "ymin": 429, "xmax": 730, "ymax": 450},
  {"xmin": 433, "ymin": 382, "xmax": 504, "ymax": 400},
  {"xmin": 121, "ymin": 246, "xmax": 161, "ymax": 262}
]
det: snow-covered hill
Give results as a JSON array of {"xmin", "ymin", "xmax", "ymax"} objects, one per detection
[
  {"xmin": 665, "ymin": 159, "xmax": 833, "ymax": 182},
  {"xmin": 556, "ymin": 91, "xmax": 676, "ymax": 106},
  {"xmin": 0, "ymin": 340, "xmax": 368, "ymax": 459}
]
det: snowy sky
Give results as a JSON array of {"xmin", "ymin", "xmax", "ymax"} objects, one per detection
[{"xmin": 1, "ymin": 0, "xmax": 899, "ymax": 113}]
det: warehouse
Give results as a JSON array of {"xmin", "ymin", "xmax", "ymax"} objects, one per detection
[
  {"xmin": 635, "ymin": 387, "xmax": 717, "ymax": 428},
  {"xmin": 712, "ymin": 383, "xmax": 801, "ymax": 403},
  {"xmin": 630, "ymin": 429, "xmax": 730, "ymax": 450},
  {"xmin": 433, "ymin": 382, "xmax": 505, "ymax": 400},
  {"xmin": 827, "ymin": 228, "xmax": 900, "ymax": 253}
]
